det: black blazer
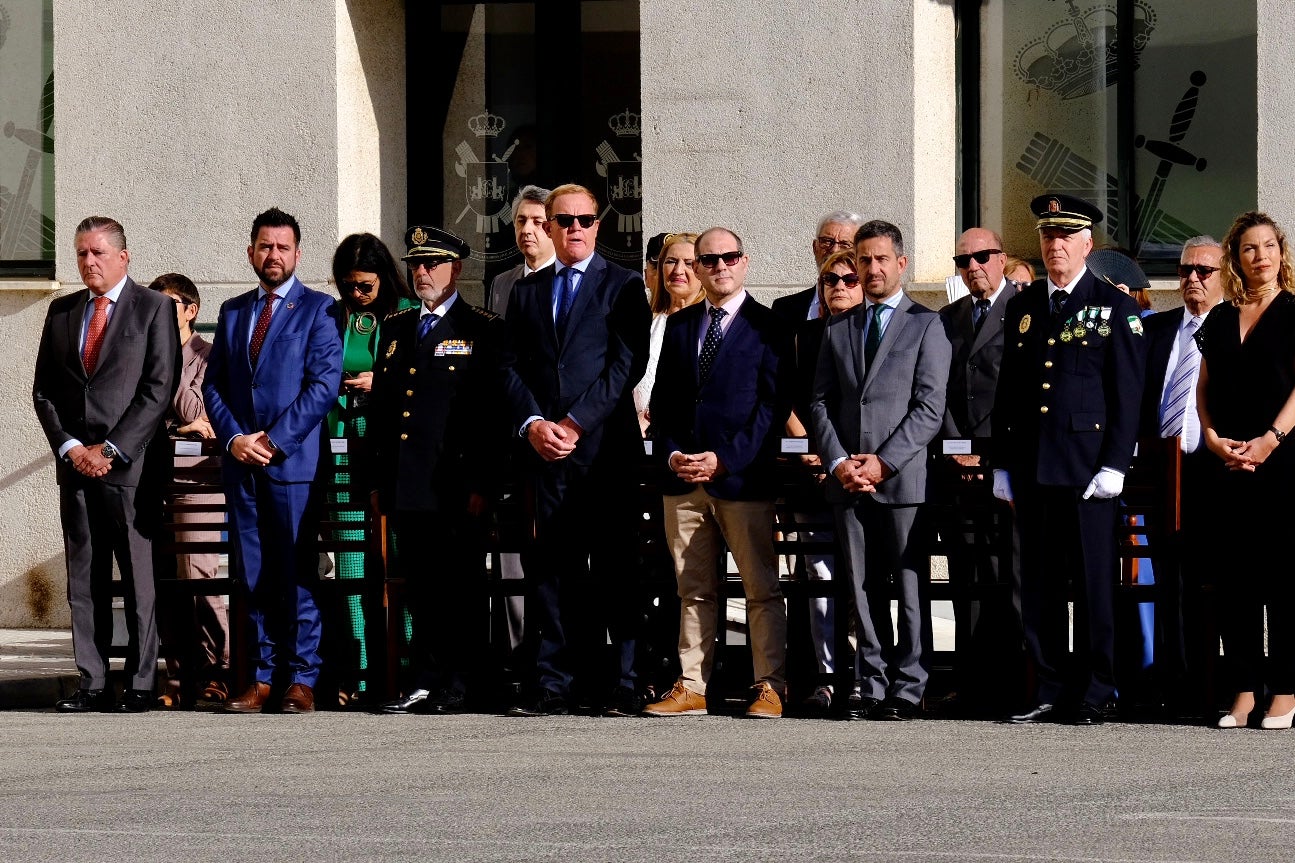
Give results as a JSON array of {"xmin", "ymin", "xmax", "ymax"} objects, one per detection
[
  {"xmin": 650, "ymin": 296, "xmax": 793, "ymax": 500},
  {"xmin": 33, "ymin": 276, "xmax": 180, "ymax": 487},
  {"xmin": 770, "ymin": 285, "xmax": 817, "ymax": 324},
  {"xmin": 1138, "ymin": 306, "xmax": 1184, "ymax": 438},
  {"xmin": 501, "ymin": 252, "xmax": 650, "ymax": 467},
  {"xmin": 938, "ymin": 289, "xmax": 1007, "ymax": 439}
]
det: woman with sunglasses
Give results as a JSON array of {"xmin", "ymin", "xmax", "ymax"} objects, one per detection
[
  {"xmin": 1196, "ymin": 211, "xmax": 1295, "ymax": 729},
  {"xmin": 785, "ymin": 249, "xmax": 864, "ymax": 713},
  {"xmin": 326, "ymin": 232, "xmax": 416, "ymax": 705},
  {"xmin": 633, "ymin": 231, "xmax": 703, "ymax": 437}
]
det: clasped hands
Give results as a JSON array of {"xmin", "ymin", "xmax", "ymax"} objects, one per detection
[
  {"xmin": 230, "ymin": 430, "xmax": 275, "ymax": 467},
  {"xmin": 66, "ymin": 444, "xmax": 112, "ymax": 479},
  {"xmin": 669, "ymin": 451, "xmax": 724, "ymax": 483},
  {"xmin": 527, "ymin": 417, "xmax": 582, "ymax": 462},
  {"xmin": 832, "ymin": 453, "xmax": 888, "ymax": 494},
  {"xmin": 1211, "ymin": 432, "xmax": 1275, "ymax": 473}
]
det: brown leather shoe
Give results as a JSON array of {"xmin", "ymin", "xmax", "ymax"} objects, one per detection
[
  {"xmin": 745, "ymin": 682, "xmax": 783, "ymax": 719},
  {"xmin": 643, "ymin": 681, "xmax": 708, "ymax": 716},
  {"xmin": 281, "ymin": 683, "xmax": 315, "ymax": 714},
  {"xmin": 223, "ymin": 681, "xmax": 272, "ymax": 714}
]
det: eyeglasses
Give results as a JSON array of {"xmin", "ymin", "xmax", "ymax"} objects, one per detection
[
  {"xmin": 952, "ymin": 249, "xmax": 1002, "ymax": 268},
  {"xmin": 1177, "ymin": 264, "xmax": 1220, "ymax": 280},
  {"xmin": 549, "ymin": 213, "xmax": 597, "ymax": 229},
  {"xmin": 341, "ymin": 279, "xmax": 379, "ymax": 294},
  {"xmin": 662, "ymin": 257, "xmax": 695, "ymax": 269},
  {"xmin": 696, "ymin": 251, "xmax": 744, "ymax": 269},
  {"xmin": 409, "ymin": 259, "xmax": 449, "ymax": 272},
  {"xmin": 170, "ymin": 297, "xmax": 190, "ymax": 307},
  {"xmin": 820, "ymin": 272, "xmax": 860, "ymax": 288},
  {"xmin": 816, "ymin": 237, "xmax": 854, "ymax": 251}
]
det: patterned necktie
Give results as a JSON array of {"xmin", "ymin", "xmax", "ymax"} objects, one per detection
[
  {"xmin": 698, "ymin": 305, "xmax": 727, "ymax": 381},
  {"xmin": 418, "ymin": 312, "xmax": 440, "ymax": 343},
  {"xmin": 972, "ymin": 298, "xmax": 991, "ymax": 335},
  {"xmin": 555, "ymin": 268, "xmax": 577, "ymax": 335},
  {"xmin": 249, "ymin": 292, "xmax": 277, "ymax": 366},
  {"xmin": 1159, "ymin": 317, "xmax": 1202, "ymax": 439},
  {"xmin": 864, "ymin": 303, "xmax": 887, "ymax": 367},
  {"xmin": 82, "ymin": 295, "xmax": 110, "ymax": 374},
  {"xmin": 1050, "ymin": 289, "xmax": 1068, "ymax": 321}
]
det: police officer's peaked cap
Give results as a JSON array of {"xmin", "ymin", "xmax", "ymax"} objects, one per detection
[
  {"xmin": 402, "ymin": 225, "xmax": 472, "ymax": 263},
  {"xmin": 1031, "ymin": 193, "xmax": 1104, "ymax": 232}
]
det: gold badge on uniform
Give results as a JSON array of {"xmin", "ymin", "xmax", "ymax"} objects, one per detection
[
  {"xmin": 386, "ymin": 340, "xmax": 397, "ymax": 358},
  {"xmin": 411, "ymin": 226, "xmax": 428, "ymax": 246},
  {"xmin": 1060, "ymin": 328, "xmax": 1073, "ymax": 343},
  {"xmin": 1019, "ymin": 314, "xmax": 1031, "ymax": 334}
]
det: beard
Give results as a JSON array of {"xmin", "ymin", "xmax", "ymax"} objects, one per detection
[{"xmin": 255, "ymin": 260, "xmax": 295, "ymax": 289}]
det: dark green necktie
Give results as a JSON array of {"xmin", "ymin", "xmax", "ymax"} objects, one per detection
[{"xmin": 864, "ymin": 304, "xmax": 886, "ymax": 367}]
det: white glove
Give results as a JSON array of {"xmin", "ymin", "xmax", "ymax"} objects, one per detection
[
  {"xmin": 992, "ymin": 469, "xmax": 1013, "ymax": 503},
  {"xmin": 1082, "ymin": 467, "xmax": 1124, "ymax": 500}
]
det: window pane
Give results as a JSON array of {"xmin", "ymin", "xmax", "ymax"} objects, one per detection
[{"xmin": 0, "ymin": 2, "xmax": 54, "ymax": 265}]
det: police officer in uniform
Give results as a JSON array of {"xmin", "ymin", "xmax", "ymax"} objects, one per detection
[
  {"xmin": 990, "ymin": 195, "xmax": 1146, "ymax": 725},
  {"xmin": 370, "ymin": 225, "xmax": 508, "ymax": 714}
]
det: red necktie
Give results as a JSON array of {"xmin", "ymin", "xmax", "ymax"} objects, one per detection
[
  {"xmin": 249, "ymin": 292, "xmax": 278, "ymax": 366},
  {"xmin": 82, "ymin": 296, "xmax": 110, "ymax": 375}
]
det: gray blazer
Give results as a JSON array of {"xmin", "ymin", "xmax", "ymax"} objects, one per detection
[
  {"xmin": 810, "ymin": 292, "xmax": 951, "ymax": 505},
  {"xmin": 488, "ymin": 263, "xmax": 524, "ymax": 316}
]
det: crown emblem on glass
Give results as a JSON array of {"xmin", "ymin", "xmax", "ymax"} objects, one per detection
[
  {"xmin": 468, "ymin": 110, "xmax": 506, "ymax": 138},
  {"xmin": 608, "ymin": 109, "xmax": 641, "ymax": 137},
  {"xmin": 1014, "ymin": 0, "xmax": 1156, "ymax": 100}
]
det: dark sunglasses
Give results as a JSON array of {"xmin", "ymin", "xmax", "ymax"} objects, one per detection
[
  {"xmin": 550, "ymin": 213, "xmax": 597, "ymax": 229},
  {"xmin": 1177, "ymin": 264, "xmax": 1220, "ymax": 280},
  {"xmin": 952, "ymin": 248, "xmax": 1002, "ymax": 268},
  {"xmin": 341, "ymin": 279, "xmax": 379, "ymax": 294},
  {"xmin": 696, "ymin": 251, "xmax": 744, "ymax": 269},
  {"xmin": 819, "ymin": 272, "xmax": 861, "ymax": 288}
]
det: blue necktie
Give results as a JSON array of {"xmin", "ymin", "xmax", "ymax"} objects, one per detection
[
  {"xmin": 418, "ymin": 312, "xmax": 440, "ymax": 343},
  {"xmin": 972, "ymin": 298, "xmax": 991, "ymax": 335},
  {"xmin": 699, "ymin": 306, "xmax": 727, "ymax": 381},
  {"xmin": 555, "ymin": 268, "xmax": 577, "ymax": 335}
]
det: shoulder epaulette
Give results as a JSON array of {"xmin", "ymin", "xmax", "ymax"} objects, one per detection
[
  {"xmin": 385, "ymin": 306, "xmax": 416, "ymax": 321},
  {"xmin": 468, "ymin": 304, "xmax": 500, "ymax": 321}
]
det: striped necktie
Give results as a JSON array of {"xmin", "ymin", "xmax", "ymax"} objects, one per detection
[{"xmin": 1159, "ymin": 317, "xmax": 1202, "ymax": 439}]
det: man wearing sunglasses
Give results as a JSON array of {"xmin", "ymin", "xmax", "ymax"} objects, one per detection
[
  {"xmin": 501, "ymin": 183, "xmax": 651, "ymax": 718},
  {"xmin": 771, "ymin": 210, "xmax": 865, "ymax": 324},
  {"xmin": 644, "ymin": 226, "xmax": 794, "ymax": 718},
  {"xmin": 936, "ymin": 227, "xmax": 1024, "ymax": 716},
  {"xmin": 990, "ymin": 194, "xmax": 1145, "ymax": 726},
  {"xmin": 810, "ymin": 219, "xmax": 951, "ymax": 722},
  {"xmin": 1137, "ymin": 236, "xmax": 1225, "ymax": 719}
]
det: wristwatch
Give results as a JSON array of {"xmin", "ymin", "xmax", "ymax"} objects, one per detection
[
  {"xmin": 1271, "ymin": 426, "xmax": 1287, "ymax": 445},
  {"xmin": 101, "ymin": 442, "xmax": 119, "ymax": 460}
]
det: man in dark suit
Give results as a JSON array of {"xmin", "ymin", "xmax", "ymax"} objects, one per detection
[
  {"xmin": 33, "ymin": 216, "xmax": 180, "ymax": 713},
  {"xmin": 641, "ymin": 227, "xmax": 793, "ymax": 718},
  {"xmin": 500, "ymin": 182, "xmax": 651, "ymax": 717},
  {"xmin": 203, "ymin": 207, "xmax": 343, "ymax": 714},
  {"xmin": 1139, "ymin": 235, "xmax": 1225, "ymax": 717},
  {"xmin": 770, "ymin": 209, "xmax": 865, "ymax": 325},
  {"xmin": 991, "ymin": 194, "xmax": 1146, "ymax": 726},
  {"xmin": 936, "ymin": 227, "xmax": 1024, "ymax": 714},
  {"xmin": 370, "ymin": 225, "xmax": 507, "ymax": 714},
  {"xmin": 811, "ymin": 219, "xmax": 951, "ymax": 721},
  {"xmin": 486, "ymin": 185, "xmax": 555, "ymax": 316}
]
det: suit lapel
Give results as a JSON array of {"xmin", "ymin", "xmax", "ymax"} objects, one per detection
[
  {"xmin": 850, "ymin": 304, "xmax": 866, "ymax": 385},
  {"xmin": 66, "ymin": 289, "xmax": 90, "ymax": 378},
  {"xmin": 533, "ymin": 264, "xmax": 560, "ymax": 356},
  {"xmin": 863, "ymin": 295, "xmax": 912, "ymax": 387}
]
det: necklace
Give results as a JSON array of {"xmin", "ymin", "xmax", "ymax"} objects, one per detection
[{"xmin": 352, "ymin": 311, "xmax": 377, "ymax": 335}]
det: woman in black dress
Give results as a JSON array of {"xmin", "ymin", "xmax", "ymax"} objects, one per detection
[{"xmin": 1197, "ymin": 211, "xmax": 1295, "ymax": 729}]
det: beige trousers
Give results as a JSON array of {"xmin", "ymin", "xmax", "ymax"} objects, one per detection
[{"xmin": 663, "ymin": 486, "xmax": 786, "ymax": 694}]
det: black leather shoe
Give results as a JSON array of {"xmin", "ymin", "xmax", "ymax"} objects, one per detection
[
  {"xmin": 602, "ymin": 685, "xmax": 643, "ymax": 717},
  {"xmin": 850, "ymin": 696, "xmax": 882, "ymax": 720},
  {"xmin": 429, "ymin": 688, "xmax": 468, "ymax": 714},
  {"xmin": 114, "ymin": 689, "xmax": 153, "ymax": 713},
  {"xmin": 1072, "ymin": 701, "xmax": 1106, "ymax": 726},
  {"xmin": 380, "ymin": 688, "xmax": 433, "ymax": 714},
  {"xmin": 872, "ymin": 696, "xmax": 920, "ymax": 721},
  {"xmin": 507, "ymin": 690, "xmax": 568, "ymax": 717},
  {"xmin": 55, "ymin": 688, "xmax": 114, "ymax": 713},
  {"xmin": 1008, "ymin": 703, "xmax": 1055, "ymax": 724}
]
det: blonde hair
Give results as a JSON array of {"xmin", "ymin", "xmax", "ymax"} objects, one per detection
[
  {"xmin": 544, "ymin": 183, "xmax": 599, "ymax": 218},
  {"xmin": 816, "ymin": 249, "xmax": 859, "ymax": 310},
  {"xmin": 1005, "ymin": 255, "xmax": 1036, "ymax": 284},
  {"xmin": 650, "ymin": 232, "xmax": 703, "ymax": 314},
  {"xmin": 1221, "ymin": 210, "xmax": 1295, "ymax": 305}
]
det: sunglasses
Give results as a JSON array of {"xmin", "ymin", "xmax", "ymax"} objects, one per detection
[
  {"xmin": 1177, "ymin": 264, "xmax": 1220, "ymax": 280},
  {"xmin": 549, "ymin": 213, "xmax": 597, "ymax": 229},
  {"xmin": 816, "ymin": 237, "xmax": 854, "ymax": 251},
  {"xmin": 820, "ymin": 272, "xmax": 861, "ymax": 288},
  {"xmin": 341, "ymin": 279, "xmax": 379, "ymax": 294},
  {"xmin": 952, "ymin": 248, "xmax": 1002, "ymax": 268},
  {"xmin": 696, "ymin": 251, "xmax": 744, "ymax": 269}
]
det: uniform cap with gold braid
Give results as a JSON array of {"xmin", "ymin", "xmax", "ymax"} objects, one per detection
[
  {"xmin": 401, "ymin": 225, "xmax": 472, "ymax": 263},
  {"xmin": 1031, "ymin": 193, "xmax": 1104, "ymax": 232}
]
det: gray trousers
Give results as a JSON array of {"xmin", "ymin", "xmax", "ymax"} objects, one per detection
[{"xmin": 60, "ymin": 481, "xmax": 158, "ymax": 691}]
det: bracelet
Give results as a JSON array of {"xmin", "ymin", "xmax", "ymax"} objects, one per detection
[{"xmin": 1270, "ymin": 426, "xmax": 1287, "ymax": 444}]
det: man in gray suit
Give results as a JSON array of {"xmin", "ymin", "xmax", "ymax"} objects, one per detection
[
  {"xmin": 487, "ymin": 184, "xmax": 555, "ymax": 316},
  {"xmin": 811, "ymin": 219, "xmax": 951, "ymax": 720},
  {"xmin": 33, "ymin": 216, "xmax": 180, "ymax": 713}
]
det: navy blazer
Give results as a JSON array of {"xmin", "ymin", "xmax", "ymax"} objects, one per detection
[
  {"xmin": 650, "ymin": 296, "xmax": 793, "ymax": 500},
  {"xmin": 501, "ymin": 252, "xmax": 650, "ymax": 467},
  {"xmin": 203, "ymin": 276, "xmax": 344, "ymax": 484}
]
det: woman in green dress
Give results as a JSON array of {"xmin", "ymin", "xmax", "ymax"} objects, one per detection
[{"xmin": 328, "ymin": 233, "xmax": 415, "ymax": 704}]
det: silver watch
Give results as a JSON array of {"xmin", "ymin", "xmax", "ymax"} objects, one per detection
[{"xmin": 101, "ymin": 442, "xmax": 119, "ymax": 460}]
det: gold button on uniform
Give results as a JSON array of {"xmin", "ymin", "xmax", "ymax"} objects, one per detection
[
  {"xmin": 402, "ymin": 411, "xmax": 410, "ymax": 418},
  {"xmin": 406, "ymin": 389, "xmax": 413, "ymax": 396},
  {"xmin": 400, "ymin": 433, "xmax": 408, "ymax": 440},
  {"xmin": 448, "ymin": 365, "xmax": 455, "ymax": 371},
  {"xmin": 409, "ymin": 368, "xmax": 417, "ymax": 374},
  {"xmin": 1040, "ymin": 406, "xmax": 1049, "ymax": 414},
  {"xmin": 1048, "ymin": 338, "xmax": 1056, "ymax": 346},
  {"xmin": 1042, "ymin": 382, "xmax": 1051, "ymax": 390},
  {"xmin": 1044, "ymin": 361, "xmax": 1053, "ymax": 368}
]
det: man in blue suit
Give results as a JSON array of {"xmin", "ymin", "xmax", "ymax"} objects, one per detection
[
  {"xmin": 203, "ymin": 207, "xmax": 343, "ymax": 714},
  {"xmin": 643, "ymin": 226, "xmax": 794, "ymax": 719},
  {"xmin": 501, "ymin": 183, "xmax": 650, "ymax": 717}
]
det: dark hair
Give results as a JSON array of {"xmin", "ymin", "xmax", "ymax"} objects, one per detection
[
  {"xmin": 148, "ymin": 272, "xmax": 200, "ymax": 308},
  {"xmin": 74, "ymin": 216, "xmax": 127, "ymax": 251},
  {"xmin": 331, "ymin": 233, "xmax": 412, "ymax": 318},
  {"xmin": 250, "ymin": 207, "xmax": 301, "ymax": 245},
  {"xmin": 854, "ymin": 219, "xmax": 904, "ymax": 257}
]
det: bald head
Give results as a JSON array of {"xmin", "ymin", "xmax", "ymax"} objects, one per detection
[{"xmin": 954, "ymin": 227, "xmax": 1007, "ymax": 299}]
